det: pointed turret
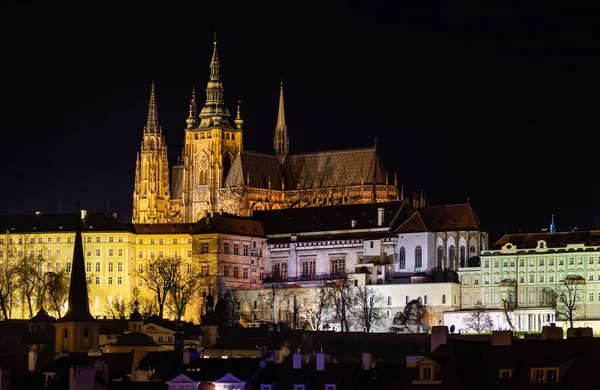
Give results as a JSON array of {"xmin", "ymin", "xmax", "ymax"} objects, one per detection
[
  {"xmin": 144, "ymin": 81, "xmax": 160, "ymax": 134},
  {"xmin": 198, "ymin": 33, "xmax": 232, "ymax": 128},
  {"xmin": 58, "ymin": 207, "xmax": 95, "ymax": 323},
  {"xmin": 234, "ymin": 100, "xmax": 244, "ymax": 130},
  {"xmin": 274, "ymin": 79, "xmax": 289, "ymax": 164},
  {"xmin": 186, "ymin": 87, "xmax": 198, "ymax": 129}
]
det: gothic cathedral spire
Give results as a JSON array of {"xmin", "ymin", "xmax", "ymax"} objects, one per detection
[
  {"xmin": 132, "ymin": 82, "xmax": 172, "ymax": 224},
  {"xmin": 274, "ymin": 79, "xmax": 289, "ymax": 164},
  {"xmin": 198, "ymin": 34, "xmax": 232, "ymax": 128}
]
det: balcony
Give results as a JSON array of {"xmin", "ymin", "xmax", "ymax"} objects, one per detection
[{"xmin": 263, "ymin": 273, "xmax": 347, "ymax": 285}]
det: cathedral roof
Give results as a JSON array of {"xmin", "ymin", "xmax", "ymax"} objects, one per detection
[
  {"xmin": 394, "ymin": 204, "xmax": 480, "ymax": 234},
  {"xmin": 224, "ymin": 147, "xmax": 387, "ymax": 191}
]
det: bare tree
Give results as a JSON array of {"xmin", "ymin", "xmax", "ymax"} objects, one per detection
[
  {"xmin": 298, "ymin": 287, "xmax": 331, "ymax": 331},
  {"xmin": 0, "ymin": 233, "xmax": 23, "ymax": 319},
  {"xmin": 106, "ymin": 297, "xmax": 128, "ymax": 319},
  {"xmin": 168, "ymin": 260, "xmax": 203, "ymax": 321},
  {"xmin": 260, "ymin": 281, "xmax": 287, "ymax": 323},
  {"xmin": 463, "ymin": 301, "xmax": 494, "ymax": 333},
  {"xmin": 392, "ymin": 297, "xmax": 432, "ymax": 333},
  {"xmin": 136, "ymin": 257, "xmax": 179, "ymax": 318},
  {"xmin": 16, "ymin": 254, "xmax": 45, "ymax": 318},
  {"xmin": 326, "ymin": 274, "xmax": 354, "ymax": 332},
  {"xmin": 501, "ymin": 298, "xmax": 515, "ymax": 332},
  {"xmin": 355, "ymin": 286, "xmax": 384, "ymax": 333},
  {"xmin": 553, "ymin": 276, "xmax": 584, "ymax": 328},
  {"xmin": 44, "ymin": 271, "xmax": 70, "ymax": 318}
]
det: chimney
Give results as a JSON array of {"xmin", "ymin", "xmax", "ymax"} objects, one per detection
[
  {"xmin": 491, "ymin": 331, "xmax": 512, "ymax": 346},
  {"xmin": 542, "ymin": 325, "xmax": 563, "ymax": 340},
  {"xmin": 377, "ymin": 207, "xmax": 384, "ymax": 226},
  {"xmin": 293, "ymin": 348, "xmax": 302, "ymax": 369},
  {"xmin": 351, "ymin": 220, "xmax": 357, "ymax": 228},
  {"xmin": 80, "ymin": 209, "xmax": 87, "ymax": 220},
  {"xmin": 431, "ymin": 326, "xmax": 448, "ymax": 352},
  {"xmin": 316, "ymin": 349, "xmax": 326, "ymax": 371},
  {"xmin": 361, "ymin": 352, "xmax": 372, "ymax": 370}
]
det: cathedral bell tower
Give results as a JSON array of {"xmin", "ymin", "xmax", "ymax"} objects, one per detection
[
  {"xmin": 132, "ymin": 82, "xmax": 172, "ymax": 223},
  {"xmin": 179, "ymin": 36, "xmax": 243, "ymax": 222}
]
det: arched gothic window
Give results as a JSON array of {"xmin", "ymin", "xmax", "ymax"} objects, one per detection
[
  {"xmin": 460, "ymin": 246, "xmax": 466, "ymax": 267},
  {"xmin": 399, "ymin": 247, "xmax": 406, "ymax": 269},
  {"xmin": 415, "ymin": 246, "xmax": 423, "ymax": 268},
  {"xmin": 437, "ymin": 246, "xmax": 444, "ymax": 268},
  {"xmin": 449, "ymin": 245, "xmax": 456, "ymax": 269},
  {"xmin": 469, "ymin": 245, "xmax": 476, "ymax": 254}
]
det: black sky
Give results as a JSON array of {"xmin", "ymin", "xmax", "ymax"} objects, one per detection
[{"xmin": 2, "ymin": 1, "xmax": 600, "ymax": 240}]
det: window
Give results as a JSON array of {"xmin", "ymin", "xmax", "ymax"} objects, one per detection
[
  {"xmin": 463, "ymin": 275, "xmax": 469, "ymax": 285},
  {"xmin": 150, "ymin": 239, "xmax": 155, "ymax": 245},
  {"xmin": 529, "ymin": 291, "xmax": 535, "ymax": 303},
  {"xmin": 494, "ymin": 294, "xmax": 499, "ymax": 304},
  {"xmin": 442, "ymin": 294, "xmax": 446, "ymax": 304},
  {"xmin": 549, "ymin": 258, "xmax": 554, "ymax": 265},
  {"xmin": 529, "ymin": 274, "xmax": 534, "ymax": 283},
  {"xmin": 424, "ymin": 295, "xmax": 428, "ymax": 304},
  {"xmin": 86, "ymin": 262, "xmax": 91, "ymax": 272},
  {"xmin": 55, "ymin": 262, "xmax": 60, "ymax": 272},
  {"xmin": 200, "ymin": 242, "xmax": 209, "ymax": 254},
  {"xmin": 484, "ymin": 260, "xmax": 489, "ymax": 268},
  {"xmin": 549, "ymin": 275, "xmax": 554, "ymax": 283},
  {"xmin": 325, "ymin": 386, "xmax": 336, "ymax": 390},
  {"xmin": 437, "ymin": 246, "xmax": 443, "ymax": 268},
  {"xmin": 448, "ymin": 246, "xmax": 455, "ymax": 269},
  {"xmin": 86, "ymin": 249, "xmax": 92, "ymax": 257},
  {"xmin": 494, "ymin": 275, "xmax": 500, "ymax": 284},
  {"xmin": 469, "ymin": 245, "xmax": 476, "ymax": 254},
  {"xmin": 590, "ymin": 274, "xmax": 595, "ymax": 281},
  {"xmin": 138, "ymin": 279, "xmax": 143, "ymax": 287},
  {"xmin": 399, "ymin": 247, "xmax": 406, "ymax": 269},
  {"xmin": 172, "ymin": 238, "xmax": 178, "ymax": 244},
  {"xmin": 474, "ymin": 276, "xmax": 479, "ymax": 285},
  {"xmin": 66, "ymin": 262, "xmax": 71, "ymax": 273},
  {"xmin": 243, "ymin": 244, "xmax": 249, "ymax": 256},
  {"xmin": 494, "ymin": 260, "xmax": 499, "ymax": 268},
  {"xmin": 150, "ymin": 251, "xmax": 155, "ymax": 259},
  {"xmin": 272, "ymin": 262, "xmax": 288, "ymax": 278},
  {"xmin": 224, "ymin": 242, "xmax": 230, "ymax": 254},
  {"xmin": 234, "ymin": 243, "xmax": 239, "ymax": 255},
  {"xmin": 118, "ymin": 248, "xmax": 123, "ymax": 257},
  {"xmin": 188, "ymin": 250, "xmax": 192, "ymax": 258},
  {"xmin": 370, "ymin": 241, "xmax": 374, "ymax": 249},
  {"xmin": 484, "ymin": 275, "xmax": 490, "ymax": 285},
  {"xmin": 460, "ymin": 245, "xmax": 466, "ymax": 266},
  {"xmin": 415, "ymin": 246, "xmax": 422, "ymax": 268},
  {"xmin": 519, "ymin": 259, "xmax": 524, "ymax": 267},
  {"xmin": 158, "ymin": 251, "xmax": 163, "ymax": 258},
  {"xmin": 138, "ymin": 251, "xmax": 143, "ymax": 259},
  {"xmin": 590, "ymin": 292, "xmax": 594, "ymax": 302},
  {"xmin": 95, "ymin": 249, "xmax": 101, "ymax": 257},
  {"xmin": 234, "ymin": 266, "xmax": 239, "ymax": 278},
  {"xmin": 559, "ymin": 258, "xmax": 564, "ymax": 265},
  {"xmin": 138, "ymin": 239, "xmax": 143, "ymax": 244},
  {"xmin": 108, "ymin": 262, "xmax": 114, "ymax": 272},
  {"xmin": 302, "ymin": 259, "xmax": 316, "ymax": 277},
  {"xmin": 330, "ymin": 258, "xmax": 346, "ymax": 275},
  {"xmin": 243, "ymin": 267, "xmax": 248, "ymax": 278},
  {"xmin": 95, "ymin": 262, "xmax": 101, "ymax": 272},
  {"xmin": 47, "ymin": 237, "xmax": 52, "ymax": 243},
  {"xmin": 108, "ymin": 277, "xmax": 113, "ymax": 285},
  {"xmin": 201, "ymin": 265, "xmax": 209, "ymax": 276},
  {"xmin": 420, "ymin": 366, "xmax": 433, "ymax": 380},
  {"xmin": 55, "ymin": 249, "xmax": 61, "ymax": 258},
  {"xmin": 539, "ymin": 274, "xmax": 544, "ymax": 283},
  {"xmin": 96, "ymin": 237, "xmax": 100, "ymax": 243},
  {"xmin": 158, "ymin": 238, "xmax": 163, "ymax": 245},
  {"xmin": 95, "ymin": 276, "xmax": 100, "ymax": 285},
  {"xmin": 187, "ymin": 263, "xmax": 192, "ymax": 273},
  {"xmin": 484, "ymin": 293, "xmax": 490, "ymax": 304},
  {"xmin": 569, "ymin": 257, "xmax": 574, "ymax": 265},
  {"xmin": 579, "ymin": 256, "xmax": 583, "ymax": 264},
  {"xmin": 463, "ymin": 295, "xmax": 469, "ymax": 305},
  {"xmin": 117, "ymin": 277, "xmax": 122, "ymax": 285},
  {"xmin": 224, "ymin": 265, "xmax": 230, "ymax": 277},
  {"xmin": 138, "ymin": 264, "xmax": 143, "ymax": 273},
  {"xmin": 118, "ymin": 262, "xmax": 123, "ymax": 272},
  {"xmin": 499, "ymin": 369, "xmax": 512, "ymax": 379},
  {"xmin": 531, "ymin": 368, "xmax": 558, "ymax": 384},
  {"xmin": 539, "ymin": 258, "xmax": 544, "ymax": 266}
]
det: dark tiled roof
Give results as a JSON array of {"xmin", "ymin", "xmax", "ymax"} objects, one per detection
[
  {"xmin": 192, "ymin": 214, "xmax": 265, "ymax": 237},
  {"xmin": 99, "ymin": 319, "xmax": 129, "ymax": 335},
  {"xmin": 224, "ymin": 147, "xmax": 387, "ymax": 191},
  {"xmin": 129, "ymin": 223, "xmax": 196, "ymax": 234},
  {"xmin": 395, "ymin": 204, "xmax": 480, "ymax": 234},
  {"xmin": 494, "ymin": 231, "xmax": 600, "ymax": 249},
  {"xmin": 0, "ymin": 212, "xmax": 128, "ymax": 234},
  {"xmin": 254, "ymin": 201, "xmax": 407, "ymax": 235},
  {"xmin": 112, "ymin": 332, "xmax": 158, "ymax": 347}
]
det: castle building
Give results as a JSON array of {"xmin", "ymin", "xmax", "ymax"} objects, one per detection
[{"xmin": 133, "ymin": 38, "xmax": 401, "ymax": 224}]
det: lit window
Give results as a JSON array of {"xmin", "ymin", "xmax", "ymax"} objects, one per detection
[
  {"xmin": 66, "ymin": 263, "xmax": 71, "ymax": 273},
  {"xmin": 96, "ymin": 262, "xmax": 101, "ymax": 272},
  {"xmin": 188, "ymin": 250, "xmax": 192, "ymax": 258},
  {"xmin": 420, "ymin": 366, "xmax": 433, "ymax": 380},
  {"xmin": 95, "ymin": 249, "xmax": 101, "ymax": 257},
  {"xmin": 55, "ymin": 263, "xmax": 60, "ymax": 272},
  {"xmin": 499, "ymin": 369, "xmax": 512, "ymax": 379},
  {"xmin": 118, "ymin": 262, "xmax": 123, "ymax": 272},
  {"xmin": 109, "ymin": 237, "xmax": 113, "ymax": 243},
  {"xmin": 108, "ymin": 262, "xmax": 114, "ymax": 272},
  {"xmin": 173, "ymin": 238, "xmax": 178, "ymax": 244},
  {"xmin": 415, "ymin": 246, "xmax": 422, "ymax": 268},
  {"xmin": 95, "ymin": 276, "xmax": 100, "ymax": 285},
  {"xmin": 138, "ymin": 251, "xmax": 143, "ymax": 259},
  {"xmin": 117, "ymin": 277, "xmax": 122, "ymax": 285},
  {"xmin": 108, "ymin": 277, "xmax": 113, "ymax": 285},
  {"xmin": 96, "ymin": 237, "xmax": 100, "ymax": 243},
  {"xmin": 86, "ymin": 262, "xmax": 91, "ymax": 272},
  {"xmin": 109, "ymin": 249, "xmax": 113, "ymax": 257},
  {"xmin": 159, "ymin": 239, "xmax": 163, "ymax": 245},
  {"xmin": 399, "ymin": 247, "xmax": 406, "ymax": 269},
  {"xmin": 531, "ymin": 368, "xmax": 558, "ymax": 384},
  {"xmin": 118, "ymin": 249, "xmax": 123, "ymax": 257}
]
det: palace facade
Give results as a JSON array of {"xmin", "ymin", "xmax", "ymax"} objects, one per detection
[{"xmin": 132, "ymin": 38, "xmax": 401, "ymax": 224}]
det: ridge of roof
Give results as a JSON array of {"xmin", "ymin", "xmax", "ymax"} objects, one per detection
[{"xmin": 288, "ymin": 146, "xmax": 376, "ymax": 157}]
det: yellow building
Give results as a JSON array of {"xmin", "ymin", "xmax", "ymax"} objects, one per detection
[{"xmin": 0, "ymin": 210, "xmax": 265, "ymax": 323}]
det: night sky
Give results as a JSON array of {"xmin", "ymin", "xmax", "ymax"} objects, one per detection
[{"xmin": 2, "ymin": 2, "xmax": 600, "ymax": 241}]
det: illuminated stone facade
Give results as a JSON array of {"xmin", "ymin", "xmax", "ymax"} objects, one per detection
[{"xmin": 133, "ymin": 38, "xmax": 401, "ymax": 224}]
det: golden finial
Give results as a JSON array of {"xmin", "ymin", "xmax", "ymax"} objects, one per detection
[
  {"xmin": 234, "ymin": 100, "xmax": 244, "ymax": 130},
  {"xmin": 213, "ymin": 30, "xmax": 217, "ymax": 47}
]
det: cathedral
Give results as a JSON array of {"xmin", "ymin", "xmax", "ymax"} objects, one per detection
[{"xmin": 133, "ymin": 39, "xmax": 402, "ymax": 224}]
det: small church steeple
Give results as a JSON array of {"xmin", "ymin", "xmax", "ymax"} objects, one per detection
[
  {"xmin": 54, "ymin": 207, "xmax": 100, "ymax": 353},
  {"xmin": 198, "ymin": 32, "xmax": 232, "ymax": 129},
  {"xmin": 145, "ymin": 81, "xmax": 160, "ymax": 134},
  {"xmin": 234, "ymin": 100, "xmax": 244, "ymax": 130},
  {"xmin": 274, "ymin": 79, "xmax": 289, "ymax": 164}
]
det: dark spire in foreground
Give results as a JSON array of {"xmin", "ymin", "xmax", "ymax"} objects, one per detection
[{"xmin": 57, "ymin": 205, "xmax": 95, "ymax": 322}]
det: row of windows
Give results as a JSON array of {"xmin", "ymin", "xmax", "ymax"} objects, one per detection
[
  {"xmin": 85, "ymin": 261, "xmax": 123, "ymax": 272},
  {"xmin": 484, "ymin": 255, "xmax": 600, "ymax": 268},
  {"xmin": 398, "ymin": 245, "xmax": 477, "ymax": 269},
  {"xmin": 138, "ymin": 250, "xmax": 192, "ymax": 259},
  {"xmin": 88, "ymin": 275, "xmax": 123, "ymax": 285},
  {"xmin": 137, "ymin": 238, "xmax": 192, "ymax": 245},
  {"xmin": 0, "ymin": 248, "xmax": 74, "ymax": 259},
  {"xmin": 0, "ymin": 237, "xmax": 75, "ymax": 244},
  {"xmin": 223, "ymin": 265, "xmax": 250, "ymax": 279}
]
